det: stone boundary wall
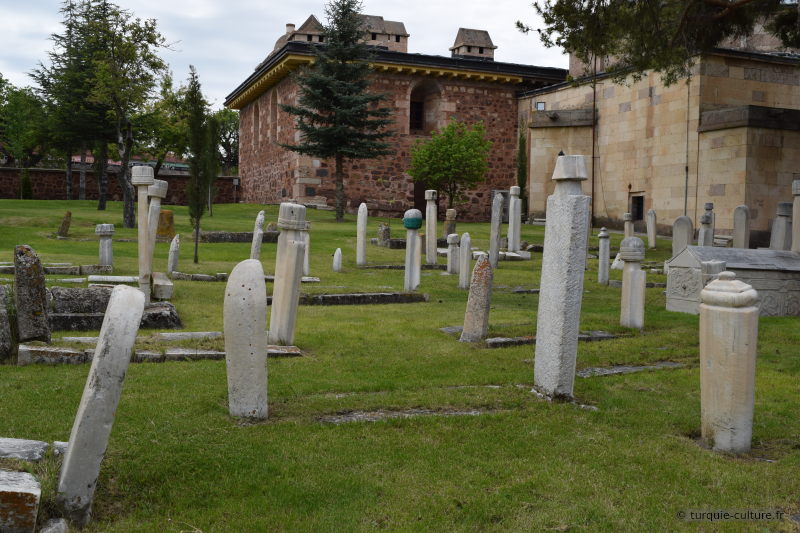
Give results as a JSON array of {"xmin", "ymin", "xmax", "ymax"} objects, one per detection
[{"xmin": 0, "ymin": 167, "xmax": 239, "ymax": 204}]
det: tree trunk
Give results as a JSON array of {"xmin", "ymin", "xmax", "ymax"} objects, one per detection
[
  {"xmin": 79, "ymin": 145, "xmax": 87, "ymax": 200},
  {"xmin": 65, "ymin": 156, "xmax": 73, "ymax": 200},
  {"xmin": 193, "ymin": 222, "xmax": 200, "ymax": 264},
  {"xmin": 97, "ymin": 143, "xmax": 108, "ymax": 211},
  {"xmin": 207, "ymin": 185, "xmax": 213, "ymax": 217},
  {"xmin": 153, "ymin": 154, "xmax": 164, "ymax": 178},
  {"xmin": 335, "ymin": 153, "xmax": 345, "ymax": 222},
  {"xmin": 117, "ymin": 119, "xmax": 135, "ymax": 228}
]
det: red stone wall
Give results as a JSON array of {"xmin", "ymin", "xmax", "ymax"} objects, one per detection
[
  {"xmin": 0, "ymin": 168, "xmax": 239, "ymax": 204},
  {"xmin": 238, "ymin": 71, "xmax": 521, "ymax": 221}
]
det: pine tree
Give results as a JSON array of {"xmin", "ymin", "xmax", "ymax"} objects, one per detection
[{"xmin": 281, "ymin": 0, "xmax": 394, "ymax": 222}]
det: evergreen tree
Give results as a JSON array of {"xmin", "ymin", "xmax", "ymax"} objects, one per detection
[
  {"xmin": 516, "ymin": 126, "xmax": 528, "ymax": 215},
  {"xmin": 281, "ymin": 0, "xmax": 394, "ymax": 222}
]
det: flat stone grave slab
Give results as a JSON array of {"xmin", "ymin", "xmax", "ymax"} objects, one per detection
[
  {"xmin": 17, "ymin": 345, "xmax": 86, "ymax": 365},
  {"xmin": 0, "ymin": 437, "xmax": 49, "ymax": 461},
  {"xmin": 318, "ymin": 408, "xmax": 485, "ymax": 424},
  {"xmin": 49, "ymin": 302, "xmax": 181, "ymax": 331},
  {"xmin": 576, "ymin": 361, "xmax": 684, "ymax": 378},
  {"xmin": 439, "ymin": 326, "xmax": 615, "ymax": 347},
  {"xmin": 511, "ymin": 287, "xmax": 540, "ymax": 294},
  {"xmin": 266, "ymin": 292, "xmax": 428, "ymax": 306},
  {"xmin": 53, "ymin": 278, "xmax": 86, "ymax": 284},
  {"xmin": 608, "ymin": 280, "xmax": 666, "ymax": 288},
  {"xmin": 86, "ymin": 275, "xmax": 137, "ymax": 284},
  {"xmin": 200, "ymin": 230, "xmax": 279, "ymax": 243},
  {"xmin": 264, "ymin": 275, "xmax": 320, "ymax": 283},
  {"xmin": 60, "ymin": 331, "xmax": 222, "ymax": 344},
  {"xmin": 362, "ymin": 264, "xmax": 446, "ymax": 271},
  {"xmin": 0, "ymin": 470, "xmax": 40, "ymax": 533},
  {"xmin": 164, "ymin": 348, "xmax": 225, "ymax": 361}
]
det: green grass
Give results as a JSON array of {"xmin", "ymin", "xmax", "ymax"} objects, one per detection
[{"xmin": 0, "ymin": 200, "xmax": 798, "ymax": 532}]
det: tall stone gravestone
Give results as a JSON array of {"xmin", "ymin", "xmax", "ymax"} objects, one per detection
[
  {"xmin": 95, "ymin": 224, "xmax": 115, "ymax": 267},
  {"xmin": 597, "ymin": 227, "xmax": 610, "ymax": 285},
  {"xmin": 225, "ymin": 259, "xmax": 268, "ymax": 419},
  {"xmin": 167, "ymin": 234, "xmax": 180, "ymax": 276},
  {"xmin": 131, "ymin": 166, "xmax": 155, "ymax": 303},
  {"xmin": 14, "ymin": 245, "xmax": 50, "ymax": 343},
  {"xmin": 403, "ymin": 209, "xmax": 422, "ymax": 292},
  {"xmin": 57, "ymin": 211, "xmax": 72, "ymax": 237},
  {"xmin": 269, "ymin": 203, "xmax": 306, "ymax": 345},
  {"xmin": 303, "ymin": 226, "xmax": 311, "ymax": 277},
  {"xmin": 250, "ymin": 210, "xmax": 265, "ymax": 260},
  {"xmin": 769, "ymin": 202, "xmax": 792, "ymax": 250},
  {"xmin": 704, "ymin": 202, "xmax": 715, "ymax": 237},
  {"xmin": 56, "ymin": 285, "xmax": 145, "ymax": 528},
  {"xmin": 698, "ymin": 214, "xmax": 713, "ymax": 246},
  {"xmin": 619, "ymin": 237, "xmax": 646, "ymax": 329},
  {"xmin": 443, "ymin": 209, "xmax": 457, "ymax": 238},
  {"xmin": 533, "ymin": 155, "xmax": 591, "ymax": 399},
  {"xmin": 425, "ymin": 190, "xmax": 437, "ymax": 265},
  {"xmin": 446, "ymin": 234, "xmax": 459, "ymax": 274},
  {"xmin": 356, "ymin": 202, "xmax": 368, "ymax": 266},
  {"xmin": 508, "ymin": 186, "xmax": 522, "ymax": 252},
  {"xmin": 732, "ymin": 205, "xmax": 750, "ymax": 249},
  {"xmin": 146, "ymin": 179, "xmax": 168, "ymax": 274},
  {"xmin": 699, "ymin": 272, "xmax": 758, "ymax": 453},
  {"xmin": 458, "ymin": 233, "xmax": 472, "ymax": 290},
  {"xmin": 488, "ymin": 192, "xmax": 503, "ymax": 268},
  {"xmin": 672, "ymin": 216, "xmax": 694, "ymax": 257},
  {"xmin": 646, "ymin": 209, "xmax": 657, "ymax": 249},
  {"xmin": 459, "ymin": 254, "xmax": 492, "ymax": 342},
  {"xmin": 332, "ymin": 248, "xmax": 342, "ymax": 272},
  {"xmin": 623, "ymin": 212, "xmax": 633, "ymax": 238}
]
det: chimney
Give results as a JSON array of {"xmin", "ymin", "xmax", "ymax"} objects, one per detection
[{"xmin": 286, "ymin": 23, "xmax": 295, "ymax": 34}]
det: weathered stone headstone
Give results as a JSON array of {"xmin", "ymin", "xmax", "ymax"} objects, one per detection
[
  {"xmin": 425, "ymin": 190, "xmax": 438, "ymax": 265},
  {"xmin": 156, "ymin": 209, "xmax": 176, "ymax": 240},
  {"xmin": 446, "ymin": 233, "xmax": 460, "ymax": 275},
  {"xmin": 269, "ymin": 203, "xmax": 307, "ymax": 345},
  {"xmin": 56, "ymin": 285, "xmax": 145, "ymax": 528},
  {"xmin": 793, "ymin": 180, "xmax": 800, "ymax": 253},
  {"xmin": 533, "ymin": 155, "xmax": 591, "ymax": 400},
  {"xmin": 356, "ymin": 202, "xmax": 368, "ymax": 266},
  {"xmin": 14, "ymin": 245, "xmax": 50, "ymax": 343},
  {"xmin": 444, "ymin": 209, "xmax": 457, "ymax": 237},
  {"xmin": 250, "ymin": 210, "xmax": 265, "ymax": 260},
  {"xmin": 508, "ymin": 186, "xmax": 521, "ymax": 252},
  {"xmin": 699, "ymin": 271, "xmax": 758, "ymax": 453},
  {"xmin": 489, "ymin": 192, "xmax": 503, "ymax": 268},
  {"xmin": 302, "ymin": 225, "xmax": 311, "ymax": 277},
  {"xmin": 646, "ymin": 209, "xmax": 657, "ymax": 249},
  {"xmin": 95, "ymin": 224, "xmax": 115, "ymax": 267},
  {"xmin": 332, "ymin": 248, "xmax": 342, "ymax": 272},
  {"xmin": 458, "ymin": 232, "xmax": 472, "ymax": 290},
  {"xmin": 224, "ymin": 259, "xmax": 268, "ymax": 419},
  {"xmin": 413, "ymin": 234, "xmax": 421, "ymax": 288},
  {"xmin": 146, "ymin": 179, "xmax": 168, "ymax": 274},
  {"xmin": 0, "ymin": 470, "xmax": 40, "ymax": 533},
  {"xmin": 769, "ymin": 202, "xmax": 792, "ymax": 250},
  {"xmin": 732, "ymin": 205, "xmax": 750, "ymax": 249},
  {"xmin": 459, "ymin": 254, "xmax": 493, "ymax": 342},
  {"xmin": 623, "ymin": 212, "xmax": 633, "ymax": 238},
  {"xmin": 619, "ymin": 236, "xmax": 646, "ymax": 329},
  {"xmin": 0, "ymin": 287, "xmax": 11, "ymax": 361},
  {"xmin": 672, "ymin": 216, "xmax": 694, "ymax": 257},
  {"xmin": 598, "ymin": 227, "xmax": 610, "ymax": 285},
  {"xmin": 167, "ymin": 234, "xmax": 180, "ymax": 276},
  {"xmin": 403, "ymin": 209, "xmax": 423, "ymax": 292},
  {"xmin": 698, "ymin": 214, "xmax": 713, "ymax": 246},
  {"xmin": 377, "ymin": 223, "xmax": 390, "ymax": 246},
  {"xmin": 57, "ymin": 211, "xmax": 72, "ymax": 237},
  {"xmin": 131, "ymin": 165, "xmax": 155, "ymax": 303},
  {"xmin": 704, "ymin": 202, "xmax": 716, "ymax": 237}
]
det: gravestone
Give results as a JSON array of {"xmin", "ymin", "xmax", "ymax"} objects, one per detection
[
  {"xmin": 793, "ymin": 180, "xmax": 800, "ymax": 252},
  {"xmin": 769, "ymin": 202, "xmax": 792, "ymax": 250},
  {"xmin": 377, "ymin": 223, "xmax": 390, "ymax": 246},
  {"xmin": 131, "ymin": 166, "xmax": 155, "ymax": 304},
  {"xmin": 646, "ymin": 209, "xmax": 657, "ymax": 249},
  {"xmin": 732, "ymin": 205, "xmax": 750, "ymax": 249},
  {"xmin": 623, "ymin": 212, "xmax": 633, "ymax": 238},
  {"xmin": 699, "ymin": 272, "xmax": 758, "ymax": 453},
  {"xmin": 672, "ymin": 216, "xmax": 694, "ymax": 257},
  {"xmin": 619, "ymin": 237, "xmax": 646, "ymax": 329},
  {"xmin": 57, "ymin": 211, "xmax": 72, "ymax": 237},
  {"xmin": 167, "ymin": 234, "xmax": 180, "ymax": 276},
  {"xmin": 0, "ymin": 287, "xmax": 11, "ymax": 361},
  {"xmin": 332, "ymin": 248, "xmax": 342, "ymax": 272},
  {"xmin": 250, "ymin": 210, "xmax": 265, "ymax": 260},
  {"xmin": 269, "ymin": 203, "xmax": 306, "ymax": 345},
  {"xmin": 425, "ymin": 190, "xmax": 437, "ymax": 265},
  {"xmin": 95, "ymin": 224, "xmax": 114, "ymax": 267},
  {"xmin": 403, "ymin": 209, "xmax": 423, "ymax": 292},
  {"xmin": 0, "ymin": 470, "xmax": 40, "ymax": 533},
  {"xmin": 597, "ymin": 227, "xmax": 610, "ymax": 285},
  {"xmin": 14, "ymin": 245, "xmax": 50, "ymax": 343},
  {"xmin": 704, "ymin": 202, "xmax": 716, "ymax": 237},
  {"xmin": 146, "ymin": 179, "xmax": 168, "ymax": 275},
  {"xmin": 303, "ymin": 227, "xmax": 311, "ymax": 277},
  {"xmin": 508, "ymin": 186, "xmax": 521, "ymax": 252},
  {"xmin": 224, "ymin": 259, "xmax": 268, "ymax": 419},
  {"xmin": 459, "ymin": 254, "xmax": 492, "ymax": 342},
  {"xmin": 356, "ymin": 203, "xmax": 368, "ymax": 266},
  {"xmin": 446, "ymin": 233, "xmax": 460, "ymax": 275},
  {"xmin": 488, "ymin": 192, "xmax": 503, "ymax": 268},
  {"xmin": 698, "ymin": 214, "xmax": 713, "ymax": 246},
  {"xmin": 156, "ymin": 210, "xmax": 176, "ymax": 240},
  {"xmin": 458, "ymin": 233, "xmax": 472, "ymax": 290},
  {"xmin": 533, "ymin": 155, "xmax": 591, "ymax": 399},
  {"xmin": 444, "ymin": 209, "xmax": 457, "ymax": 237},
  {"xmin": 56, "ymin": 285, "xmax": 145, "ymax": 528}
]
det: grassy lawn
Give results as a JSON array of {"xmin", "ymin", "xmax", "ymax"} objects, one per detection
[{"xmin": 0, "ymin": 199, "xmax": 798, "ymax": 532}]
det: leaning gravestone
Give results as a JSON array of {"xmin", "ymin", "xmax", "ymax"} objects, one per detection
[
  {"xmin": 250, "ymin": 210, "xmax": 265, "ymax": 260},
  {"xmin": 732, "ymin": 205, "xmax": 750, "ymax": 249},
  {"xmin": 488, "ymin": 192, "xmax": 503, "ymax": 268},
  {"xmin": 459, "ymin": 254, "xmax": 493, "ymax": 342},
  {"xmin": 14, "ymin": 245, "xmax": 50, "ymax": 343},
  {"xmin": 269, "ymin": 203, "xmax": 306, "ymax": 345},
  {"xmin": 57, "ymin": 211, "xmax": 72, "ymax": 237},
  {"xmin": 672, "ymin": 216, "xmax": 694, "ymax": 257},
  {"xmin": 225, "ymin": 259, "xmax": 268, "ymax": 419},
  {"xmin": 56, "ymin": 285, "xmax": 145, "ymax": 528},
  {"xmin": 533, "ymin": 155, "xmax": 591, "ymax": 400},
  {"xmin": 146, "ymin": 179, "xmax": 168, "ymax": 275}
]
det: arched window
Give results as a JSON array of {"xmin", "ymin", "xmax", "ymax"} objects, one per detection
[{"xmin": 409, "ymin": 81, "xmax": 442, "ymax": 134}]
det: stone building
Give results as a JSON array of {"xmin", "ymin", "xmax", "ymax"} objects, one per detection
[
  {"xmin": 225, "ymin": 15, "xmax": 565, "ymax": 220},
  {"xmin": 520, "ymin": 28, "xmax": 800, "ymax": 244}
]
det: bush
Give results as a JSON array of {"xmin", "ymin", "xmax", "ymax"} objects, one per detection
[{"xmin": 19, "ymin": 169, "xmax": 33, "ymax": 199}]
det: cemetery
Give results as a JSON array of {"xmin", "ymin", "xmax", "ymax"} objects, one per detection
[{"xmin": 0, "ymin": 160, "xmax": 799, "ymax": 531}]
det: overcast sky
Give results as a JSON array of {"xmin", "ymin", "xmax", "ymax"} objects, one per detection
[{"xmin": 0, "ymin": 0, "xmax": 568, "ymax": 109}]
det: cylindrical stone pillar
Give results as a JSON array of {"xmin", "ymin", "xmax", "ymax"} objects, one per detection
[
  {"xmin": 646, "ymin": 209, "xmax": 657, "ymax": 249},
  {"xmin": 413, "ymin": 234, "xmax": 421, "ymax": 288},
  {"xmin": 95, "ymin": 224, "xmax": 115, "ymax": 267},
  {"xmin": 425, "ymin": 190, "xmax": 438, "ymax": 265},
  {"xmin": 250, "ymin": 210, "xmax": 265, "ymax": 260},
  {"xmin": 699, "ymin": 271, "xmax": 759, "ymax": 454},
  {"xmin": 623, "ymin": 212, "xmax": 633, "ymax": 238},
  {"xmin": 131, "ymin": 166, "xmax": 155, "ymax": 303},
  {"xmin": 356, "ymin": 202, "xmax": 368, "ymax": 266},
  {"xmin": 489, "ymin": 192, "xmax": 503, "ymax": 268},
  {"xmin": 446, "ymin": 233, "xmax": 460, "ymax": 275},
  {"xmin": 533, "ymin": 155, "xmax": 591, "ymax": 400},
  {"xmin": 619, "ymin": 236, "xmax": 646, "ymax": 330},
  {"xmin": 224, "ymin": 259, "xmax": 268, "ymax": 419},
  {"xmin": 269, "ymin": 203, "xmax": 307, "ymax": 345},
  {"xmin": 508, "ymin": 186, "xmax": 521, "ymax": 252},
  {"xmin": 793, "ymin": 180, "xmax": 800, "ymax": 252},
  {"xmin": 146, "ymin": 179, "xmax": 168, "ymax": 276},
  {"xmin": 458, "ymin": 232, "xmax": 472, "ymax": 290},
  {"xmin": 403, "ymin": 209, "xmax": 422, "ymax": 292},
  {"xmin": 459, "ymin": 254, "xmax": 493, "ymax": 342},
  {"xmin": 597, "ymin": 227, "xmax": 609, "ymax": 285},
  {"xmin": 302, "ymin": 224, "xmax": 311, "ymax": 277}
]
